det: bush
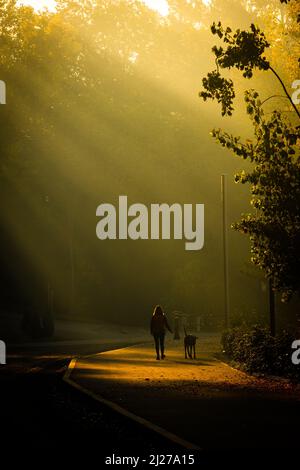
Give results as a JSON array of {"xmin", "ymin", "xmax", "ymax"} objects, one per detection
[{"xmin": 221, "ymin": 325, "xmax": 299, "ymax": 380}]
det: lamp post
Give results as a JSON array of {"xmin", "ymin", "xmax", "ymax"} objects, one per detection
[
  {"xmin": 269, "ymin": 279, "xmax": 276, "ymax": 336},
  {"xmin": 221, "ymin": 174, "xmax": 229, "ymax": 329},
  {"xmin": 0, "ymin": 80, "xmax": 6, "ymax": 104},
  {"xmin": 44, "ymin": 194, "xmax": 54, "ymax": 336}
]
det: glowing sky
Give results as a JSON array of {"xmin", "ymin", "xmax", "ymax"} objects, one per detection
[
  {"xmin": 142, "ymin": 0, "xmax": 169, "ymax": 16},
  {"xmin": 17, "ymin": 0, "xmax": 57, "ymax": 12},
  {"xmin": 17, "ymin": 0, "xmax": 170, "ymax": 16}
]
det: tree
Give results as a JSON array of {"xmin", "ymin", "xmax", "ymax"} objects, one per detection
[
  {"xmin": 0, "ymin": 0, "xmax": 86, "ymax": 333},
  {"xmin": 212, "ymin": 90, "xmax": 300, "ymax": 301},
  {"xmin": 200, "ymin": 21, "xmax": 300, "ymax": 118},
  {"xmin": 199, "ymin": 4, "xmax": 300, "ymax": 315}
]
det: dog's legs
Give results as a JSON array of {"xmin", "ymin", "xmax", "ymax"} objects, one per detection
[
  {"xmin": 193, "ymin": 344, "xmax": 196, "ymax": 359},
  {"xmin": 185, "ymin": 344, "xmax": 187, "ymax": 359}
]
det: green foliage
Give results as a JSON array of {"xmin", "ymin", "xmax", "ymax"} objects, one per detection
[
  {"xmin": 1, "ymin": 0, "xmax": 235, "ymax": 322},
  {"xmin": 200, "ymin": 71, "xmax": 235, "ymax": 116},
  {"xmin": 199, "ymin": 22, "xmax": 270, "ymax": 115},
  {"xmin": 213, "ymin": 90, "xmax": 300, "ymax": 301},
  {"xmin": 210, "ymin": 22, "xmax": 270, "ymax": 78},
  {"xmin": 222, "ymin": 325, "xmax": 299, "ymax": 379},
  {"xmin": 199, "ymin": 3, "xmax": 300, "ymax": 304}
]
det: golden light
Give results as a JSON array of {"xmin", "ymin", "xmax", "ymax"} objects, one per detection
[
  {"xmin": 17, "ymin": 0, "xmax": 170, "ymax": 17},
  {"xmin": 142, "ymin": 0, "xmax": 169, "ymax": 17},
  {"xmin": 17, "ymin": 0, "xmax": 57, "ymax": 12}
]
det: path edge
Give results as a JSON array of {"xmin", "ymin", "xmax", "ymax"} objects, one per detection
[{"xmin": 63, "ymin": 356, "xmax": 202, "ymax": 452}]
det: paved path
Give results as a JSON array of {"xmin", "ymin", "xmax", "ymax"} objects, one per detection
[{"xmin": 69, "ymin": 336, "xmax": 300, "ymax": 450}]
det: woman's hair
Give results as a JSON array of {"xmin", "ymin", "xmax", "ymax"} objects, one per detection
[{"xmin": 153, "ymin": 305, "xmax": 164, "ymax": 316}]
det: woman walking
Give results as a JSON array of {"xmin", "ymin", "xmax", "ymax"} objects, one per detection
[{"xmin": 150, "ymin": 305, "xmax": 172, "ymax": 360}]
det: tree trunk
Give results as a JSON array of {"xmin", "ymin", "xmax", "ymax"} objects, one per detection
[{"xmin": 269, "ymin": 279, "xmax": 276, "ymax": 336}]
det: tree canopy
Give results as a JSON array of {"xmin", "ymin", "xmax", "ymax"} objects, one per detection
[{"xmin": 199, "ymin": 0, "xmax": 300, "ymax": 302}]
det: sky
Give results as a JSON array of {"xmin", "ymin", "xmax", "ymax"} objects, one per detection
[{"xmin": 17, "ymin": 0, "xmax": 170, "ymax": 16}]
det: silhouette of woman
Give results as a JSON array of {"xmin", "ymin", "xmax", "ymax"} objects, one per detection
[{"xmin": 150, "ymin": 305, "xmax": 172, "ymax": 360}]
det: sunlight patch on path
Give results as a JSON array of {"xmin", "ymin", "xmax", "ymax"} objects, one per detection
[{"xmin": 72, "ymin": 339, "xmax": 300, "ymax": 398}]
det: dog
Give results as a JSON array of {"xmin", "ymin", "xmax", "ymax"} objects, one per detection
[{"xmin": 184, "ymin": 327, "xmax": 197, "ymax": 359}]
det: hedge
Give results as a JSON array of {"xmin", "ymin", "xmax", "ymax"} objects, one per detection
[{"xmin": 221, "ymin": 325, "xmax": 300, "ymax": 380}]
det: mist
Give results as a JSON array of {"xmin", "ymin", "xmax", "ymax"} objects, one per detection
[{"xmin": 0, "ymin": 0, "xmax": 298, "ymax": 332}]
